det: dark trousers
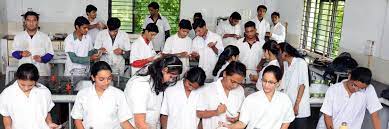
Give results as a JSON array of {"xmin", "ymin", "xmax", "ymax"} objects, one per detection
[{"xmin": 289, "ymin": 117, "xmax": 309, "ymax": 129}]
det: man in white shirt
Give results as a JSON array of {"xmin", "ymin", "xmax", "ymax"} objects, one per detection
[
  {"xmin": 85, "ymin": 4, "xmax": 106, "ymax": 45},
  {"xmin": 236, "ymin": 21, "xmax": 265, "ymax": 83},
  {"xmin": 266, "ymin": 12, "xmax": 286, "ymax": 43},
  {"xmin": 12, "ymin": 11, "xmax": 54, "ymax": 76},
  {"xmin": 250, "ymin": 5, "xmax": 271, "ymax": 41},
  {"xmin": 130, "ymin": 23, "xmax": 159, "ymax": 75},
  {"xmin": 162, "ymin": 19, "xmax": 193, "ymax": 76},
  {"xmin": 216, "ymin": 12, "xmax": 242, "ymax": 47},
  {"xmin": 160, "ymin": 67, "xmax": 206, "ymax": 129},
  {"xmin": 317, "ymin": 67, "xmax": 383, "ymax": 129},
  {"xmin": 94, "ymin": 17, "xmax": 131, "ymax": 75},
  {"xmin": 191, "ymin": 18, "xmax": 224, "ymax": 80},
  {"xmin": 142, "ymin": 2, "xmax": 171, "ymax": 52},
  {"xmin": 64, "ymin": 16, "xmax": 100, "ymax": 76}
]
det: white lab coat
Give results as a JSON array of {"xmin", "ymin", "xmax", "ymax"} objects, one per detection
[
  {"xmin": 71, "ymin": 85, "xmax": 133, "ymax": 129},
  {"xmin": 124, "ymin": 75, "xmax": 163, "ymax": 129},
  {"xmin": 12, "ymin": 31, "xmax": 54, "ymax": 76},
  {"xmin": 216, "ymin": 20, "xmax": 242, "ymax": 47},
  {"xmin": 280, "ymin": 57, "xmax": 311, "ymax": 118},
  {"xmin": 64, "ymin": 33, "xmax": 94, "ymax": 76},
  {"xmin": 160, "ymin": 80, "xmax": 203, "ymax": 129},
  {"xmin": 250, "ymin": 17, "xmax": 270, "ymax": 41},
  {"xmin": 236, "ymin": 38, "xmax": 265, "ymax": 83},
  {"xmin": 163, "ymin": 34, "xmax": 192, "ymax": 76},
  {"xmin": 142, "ymin": 15, "xmax": 171, "ymax": 51},
  {"xmin": 0, "ymin": 81, "xmax": 54, "ymax": 129},
  {"xmin": 197, "ymin": 78, "xmax": 245, "ymax": 129},
  {"xmin": 270, "ymin": 22, "xmax": 286, "ymax": 43},
  {"xmin": 192, "ymin": 31, "xmax": 224, "ymax": 80},
  {"xmin": 130, "ymin": 36, "xmax": 156, "ymax": 75},
  {"xmin": 94, "ymin": 29, "xmax": 130, "ymax": 75},
  {"xmin": 256, "ymin": 60, "xmax": 280, "ymax": 90},
  {"xmin": 316, "ymin": 80, "xmax": 383, "ymax": 129},
  {"xmin": 87, "ymin": 17, "xmax": 105, "ymax": 45},
  {"xmin": 239, "ymin": 90, "xmax": 295, "ymax": 129}
]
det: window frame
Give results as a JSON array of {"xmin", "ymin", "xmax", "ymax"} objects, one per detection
[
  {"xmin": 300, "ymin": 0, "xmax": 345, "ymax": 58},
  {"xmin": 108, "ymin": 0, "xmax": 181, "ymax": 34},
  {"xmin": 108, "ymin": 0, "xmax": 135, "ymax": 33}
]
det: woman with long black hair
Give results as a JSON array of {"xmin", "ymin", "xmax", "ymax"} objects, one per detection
[
  {"xmin": 124, "ymin": 55, "xmax": 183, "ymax": 129},
  {"xmin": 278, "ymin": 42, "xmax": 310, "ymax": 129},
  {"xmin": 212, "ymin": 45, "xmax": 240, "ymax": 81}
]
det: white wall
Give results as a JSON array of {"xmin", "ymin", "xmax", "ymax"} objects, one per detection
[
  {"xmin": 340, "ymin": 0, "xmax": 389, "ymax": 85},
  {"xmin": 5, "ymin": 0, "xmax": 108, "ymax": 34},
  {"xmin": 0, "ymin": 0, "xmax": 7, "ymax": 74},
  {"xmin": 277, "ymin": 0, "xmax": 304, "ymax": 47},
  {"xmin": 0, "ymin": 0, "xmax": 6, "ymax": 37},
  {"xmin": 180, "ymin": 0, "xmax": 279, "ymax": 31}
]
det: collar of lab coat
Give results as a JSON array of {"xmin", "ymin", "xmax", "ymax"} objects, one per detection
[
  {"xmin": 243, "ymin": 35, "xmax": 260, "ymax": 43},
  {"xmin": 201, "ymin": 30, "xmax": 210, "ymax": 40},
  {"xmin": 90, "ymin": 84, "xmax": 113, "ymax": 97},
  {"xmin": 140, "ymin": 35, "xmax": 151, "ymax": 45},
  {"xmin": 149, "ymin": 14, "xmax": 162, "ymax": 20},
  {"xmin": 13, "ymin": 80, "xmax": 39, "ymax": 97},
  {"xmin": 215, "ymin": 78, "xmax": 228, "ymax": 103},
  {"xmin": 23, "ymin": 30, "xmax": 38, "ymax": 39},
  {"xmin": 72, "ymin": 31, "xmax": 86, "ymax": 41}
]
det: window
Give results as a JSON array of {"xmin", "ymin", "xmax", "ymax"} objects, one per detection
[
  {"xmin": 300, "ymin": 0, "xmax": 345, "ymax": 58},
  {"xmin": 109, "ymin": 0, "xmax": 135, "ymax": 32},
  {"xmin": 109, "ymin": 0, "xmax": 180, "ymax": 34}
]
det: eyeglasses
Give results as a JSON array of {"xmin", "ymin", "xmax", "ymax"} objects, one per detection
[{"xmin": 261, "ymin": 79, "xmax": 278, "ymax": 85}]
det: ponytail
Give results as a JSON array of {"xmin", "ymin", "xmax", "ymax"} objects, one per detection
[
  {"xmin": 278, "ymin": 42, "xmax": 304, "ymax": 59},
  {"xmin": 212, "ymin": 45, "xmax": 240, "ymax": 76},
  {"xmin": 262, "ymin": 40, "xmax": 284, "ymax": 74}
]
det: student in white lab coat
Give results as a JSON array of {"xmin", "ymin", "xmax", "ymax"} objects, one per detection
[
  {"xmin": 0, "ymin": 63, "xmax": 59, "ymax": 129},
  {"xmin": 316, "ymin": 67, "xmax": 383, "ymax": 129},
  {"xmin": 94, "ymin": 18, "xmax": 131, "ymax": 75},
  {"xmin": 197, "ymin": 61, "xmax": 246, "ymax": 129},
  {"xmin": 236, "ymin": 21, "xmax": 265, "ymax": 83},
  {"xmin": 125, "ymin": 56, "xmax": 183, "ymax": 129},
  {"xmin": 160, "ymin": 67, "xmax": 207, "ymax": 129},
  {"xmin": 266, "ymin": 12, "xmax": 286, "ymax": 43},
  {"xmin": 278, "ymin": 42, "xmax": 310, "ymax": 129},
  {"xmin": 249, "ymin": 40, "xmax": 283, "ymax": 90},
  {"xmin": 162, "ymin": 19, "xmax": 193, "ymax": 77},
  {"xmin": 64, "ymin": 16, "xmax": 100, "ymax": 76},
  {"xmin": 216, "ymin": 12, "xmax": 242, "ymax": 47},
  {"xmin": 71, "ymin": 61, "xmax": 134, "ymax": 129},
  {"xmin": 142, "ymin": 2, "xmax": 171, "ymax": 52},
  {"xmin": 12, "ymin": 11, "xmax": 54, "ymax": 76},
  {"xmin": 130, "ymin": 23, "xmax": 159, "ymax": 75},
  {"xmin": 222, "ymin": 66, "xmax": 295, "ymax": 129},
  {"xmin": 85, "ymin": 4, "xmax": 106, "ymax": 45},
  {"xmin": 212, "ymin": 45, "xmax": 240, "ymax": 81},
  {"xmin": 188, "ymin": 12, "xmax": 203, "ymax": 39},
  {"xmin": 250, "ymin": 5, "xmax": 271, "ymax": 41},
  {"xmin": 191, "ymin": 18, "xmax": 224, "ymax": 81}
]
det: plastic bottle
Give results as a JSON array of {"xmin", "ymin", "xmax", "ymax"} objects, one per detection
[{"xmin": 339, "ymin": 122, "xmax": 348, "ymax": 129}]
